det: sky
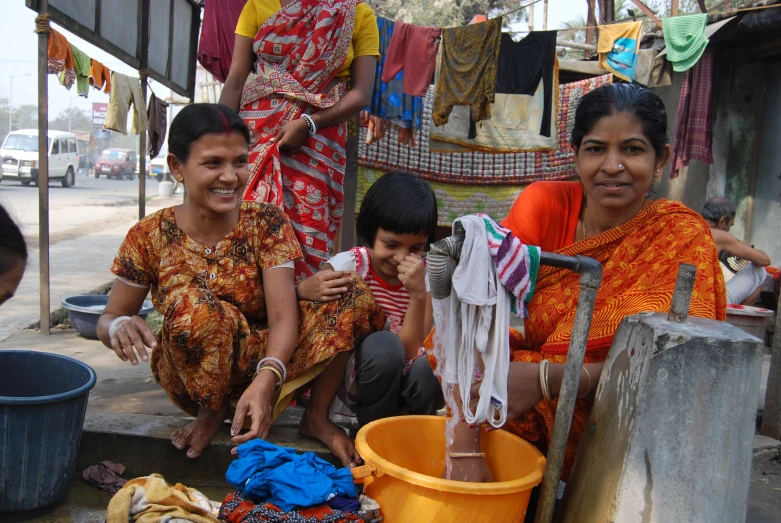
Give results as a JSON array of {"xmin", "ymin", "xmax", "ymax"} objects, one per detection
[{"xmin": 0, "ymin": 0, "xmax": 588, "ymax": 123}]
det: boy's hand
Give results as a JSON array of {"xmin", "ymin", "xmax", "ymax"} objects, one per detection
[
  {"xmin": 296, "ymin": 270, "xmax": 352, "ymax": 302},
  {"xmin": 397, "ymin": 255, "xmax": 426, "ymax": 297}
]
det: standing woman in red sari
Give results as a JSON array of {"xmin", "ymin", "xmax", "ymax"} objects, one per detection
[{"xmin": 220, "ymin": 0, "xmax": 379, "ymax": 280}]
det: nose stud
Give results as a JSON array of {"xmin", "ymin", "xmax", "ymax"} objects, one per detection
[{"xmin": 618, "ymin": 163, "xmax": 625, "ymax": 170}]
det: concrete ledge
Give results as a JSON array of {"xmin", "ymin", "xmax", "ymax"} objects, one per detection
[
  {"xmin": 78, "ymin": 411, "xmax": 333, "ymax": 485},
  {"xmin": 753, "ymin": 434, "xmax": 781, "ymax": 464}
]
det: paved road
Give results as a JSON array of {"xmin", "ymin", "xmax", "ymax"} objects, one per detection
[
  {"xmin": 0, "ymin": 170, "xmax": 163, "ymax": 245},
  {"xmin": 0, "ymin": 171, "xmax": 182, "ymax": 342}
]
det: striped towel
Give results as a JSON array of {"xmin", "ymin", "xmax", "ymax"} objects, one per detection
[{"xmin": 479, "ymin": 213, "xmax": 540, "ymax": 317}]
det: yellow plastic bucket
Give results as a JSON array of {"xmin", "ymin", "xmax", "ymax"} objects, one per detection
[{"xmin": 354, "ymin": 415, "xmax": 546, "ymax": 523}]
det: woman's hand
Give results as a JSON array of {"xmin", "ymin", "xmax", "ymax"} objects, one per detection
[
  {"xmin": 446, "ymin": 457, "xmax": 493, "ymax": 483},
  {"xmin": 274, "ymin": 118, "xmax": 310, "ymax": 151},
  {"xmin": 397, "ymin": 255, "xmax": 426, "ymax": 297},
  {"xmin": 470, "ymin": 362, "xmax": 543, "ymax": 425},
  {"xmin": 296, "ymin": 270, "xmax": 352, "ymax": 302},
  {"xmin": 110, "ymin": 316, "xmax": 158, "ymax": 365},
  {"xmin": 231, "ymin": 371, "xmax": 277, "ymax": 443}
]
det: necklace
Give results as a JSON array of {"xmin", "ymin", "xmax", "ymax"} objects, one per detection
[{"xmin": 582, "ymin": 206, "xmax": 588, "ymax": 240}]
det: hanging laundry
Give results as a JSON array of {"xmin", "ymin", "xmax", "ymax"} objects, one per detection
[
  {"xmin": 369, "ymin": 16, "xmax": 424, "ymax": 130},
  {"xmin": 597, "ymin": 21, "xmax": 643, "ymax": 82},
  {"xmin": 440, "ymin": 215, "xmax": 510, "ymax": 428},
  {"xmin": 670, "ymin": 48, "xmax": 714, "ymax": 178},
  {"xmin": 70, "ymin": 45, "xmax": 92, "ymax": 98},
  {"xmin": 106, "ymin": 473, "xmax": 220, "ymax": 523},
  {"xmin": 198, "ymin": 0, "xmax": 247, "ymax": 83},
  {"xmin": 46, "ymin": 28, "xmax": 70, "ymax": 74},
  {"xmin": 226, "ymin": 439, "xmax": 357, "ymax": 512},
  {"xmin": 82, "ymin": 460, "xmax": 127, "ymax": 496},
  {"xmin": 55, "ymin": 38, "xmax": 76, "ymax": 90},
  {"xmin": 89, "ymin": 59, "xmax": 112, "ymax": 93},
  {"xmin": 662, "ymin": 14, "xmax": 709, "ymax": 72},
  {"xmin": 381, "ymin": 21, "xmax": 441, "ymax": 97},
  {"xmin": 634, "ymin": 48, "xmax": 672, "ymax": 88},
  {"xmin": 496, "ymin": 30, "xmax": 558, "ymax": 137},
  {"xmin": 219, "ymin": 492, "xmax": 362, "ymax": 523},
  {"xmin": 104, "ymin": 72, "xmax": 149, "ymax": 135},
  {"xmin": 432, "ymin": 17, "xmax": 503, "ymax": 127},
  {"xmin": 360, "ymin": 74, "xmax": 613, "ymax": 185},
  {"xmin": 480, "ymin": 214, "xmax": 540, "ymax": 315},
  {"xmin": 147, "ymin": 93, "xmax": 168, "ymax": 158},
  {"xmin": 429, "ymin": 55, "xmax": 560, "ymax": 154}
]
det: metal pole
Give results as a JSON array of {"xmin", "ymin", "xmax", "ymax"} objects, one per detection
[
  {"xmin": 8, "ymin": 75, "xmax": 11, "ymax": 135},
  {"xmin": 37, "ymin": 0, "xmax": 50, "ymax": 335},
  {"xmin": 68, "ymin": 98, "xmax": 72, "ymax": 132},
  {"xmin": 534, "ymin": 257, "xmax": 602, "ymax": 523},
  {"xmin": 544, "ymin": 0, "xmax": 548, "ymax": 30},
  {"xmin": 139, "ymin": 77, "xmax": 147, "ymax": 220}
]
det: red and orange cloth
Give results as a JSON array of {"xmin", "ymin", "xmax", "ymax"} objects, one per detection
[
  {"xmin": 47, "ymin": 28, "xmax": 74, "ymax": 87},
  {"xmin": 89, "ymin": 58, "xmax": 112, "ymax": 94}
]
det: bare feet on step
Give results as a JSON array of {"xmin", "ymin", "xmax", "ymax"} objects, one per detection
[
  {"xmin": 300, "ymin": 409, "xmax": 362, "ymax": 468},
  {"xmin": 171, "ymin": 404, "xmax": 228, "ymax": 459}
]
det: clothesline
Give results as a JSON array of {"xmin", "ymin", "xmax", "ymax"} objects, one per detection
[
  {"xmin": 491, "ymin": 0, "xmax": 547, "ymax": 20},
  {"xmin": 509, "ymin": 1, "xmax": 780, "ymax": 33}
]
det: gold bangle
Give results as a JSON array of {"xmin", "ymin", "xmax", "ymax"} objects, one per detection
[
  {"xmin": 255, "ymin": 365, "xmax": 283, "ymax": 393},
  {"xmin": 539, "ymin": 359, "xmax": 552, "ymax": 401},
  {"xmin": 578, "ymin": 366, "xmax": 592, "ymax": 399},
  {"xmin": 448, "ymin": 452, "xmax": 486, "ymax": 458}
]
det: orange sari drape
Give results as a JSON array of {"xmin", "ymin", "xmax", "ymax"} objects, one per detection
[{"xmin": 427, "ymin": 195, "xmax": 726, "ymax": 480}]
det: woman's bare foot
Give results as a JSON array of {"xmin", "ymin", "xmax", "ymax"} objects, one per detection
[
  {"xmin": 300, "ymin": 409, "xmax": 362, "ymax": 468},
  {"xmin": 171, "ymin": 404, "xmax": 228, "ymax": 459}
]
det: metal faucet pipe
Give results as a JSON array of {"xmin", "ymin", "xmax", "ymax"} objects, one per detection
[{"xmin": 427, "ymin": 221, "xmax": 602, "ymax": 523}]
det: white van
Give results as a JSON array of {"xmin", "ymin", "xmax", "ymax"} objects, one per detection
[{"xmin": 1, "ymin": 129, "xmax": 78, "ymax": 187}]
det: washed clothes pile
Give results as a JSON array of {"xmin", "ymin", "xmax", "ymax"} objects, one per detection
[{"xmin": 226, "ymin": 440, "xmax": 357, "ymax": 512}]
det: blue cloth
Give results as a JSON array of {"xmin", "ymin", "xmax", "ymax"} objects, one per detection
[
  {"xmin": 327, "ymin": 496, "xmax": 361, "ymax": 513},
  {"xmin": 226, "ymin": 440, "xmax": 357, "ymax": 512},
  {"xmin": 367, "ymin": 17, "xmax": 424, "ymax": 129}
]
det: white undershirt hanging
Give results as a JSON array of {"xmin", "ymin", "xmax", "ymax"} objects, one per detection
[{"xmin": 441, "ymin": 215, "xmax": 511, "ymax": 429}]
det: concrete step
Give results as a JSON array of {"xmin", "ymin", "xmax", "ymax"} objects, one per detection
[
  {"xmin": 78, "ymin": 409, "xmax": 334, "ymax": 486},
  {"xmin": 753, "ymin": 434, "xmax": 781, "ymax": 464}
]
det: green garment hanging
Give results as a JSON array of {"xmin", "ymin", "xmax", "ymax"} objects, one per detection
[{"xmin": 662, "ymin": 14, "xmax": 709, "ymax": 73}]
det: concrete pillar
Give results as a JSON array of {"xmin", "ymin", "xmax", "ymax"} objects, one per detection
[
  {"xmin": 760, "ymin": 292, "xmax": 781, "ymax": 440},
  {"xmin": 560, "ymin": 312, "xmax": 764, "ymax": 523}
]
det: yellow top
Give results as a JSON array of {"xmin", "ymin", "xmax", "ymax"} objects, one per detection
[{"xmin": 236, "ymin": 0, "xmax": 380, "ymax": 79}]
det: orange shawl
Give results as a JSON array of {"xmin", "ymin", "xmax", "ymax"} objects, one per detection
[
  {"xmin": 524, "ymin": 198, "xmax": 726, "ymax": 358},
  {"xmin": 504, "ymin": 197, "xmax": 726, "ymax": 480}
]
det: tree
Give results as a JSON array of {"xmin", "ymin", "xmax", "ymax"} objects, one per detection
[
  {"xmin": 0, "ymin": 98, "xmax": 38, "ymax": 145},
  {"xmin": 367, "ymin": 0, "xmax": 526, "ymax": 29},
  {"xmin": 50, "ymin": 107, "xmax": 92, "ymax": 133}
]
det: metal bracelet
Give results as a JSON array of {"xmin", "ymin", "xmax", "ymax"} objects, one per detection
[
  {"xmin": 257, "ymin": 357, "xmax": 287, "ymax": 383},
  {"xmin": 539, "ymin": 359, "xmax": 553, "ymax": 401},
  {"xmin": 448, "ymin": 452, "xmax": 486, "ymax": 458},
  {"xmin": 255, "ymin": 365, "xmax": 283, "ymax": 394}
]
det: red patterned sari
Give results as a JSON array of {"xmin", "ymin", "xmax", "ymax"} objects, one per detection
[{"xmin": 240, "ymin": 0, "xmax": 358, "ymax": 279}]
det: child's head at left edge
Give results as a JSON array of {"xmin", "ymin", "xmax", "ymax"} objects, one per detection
[{"xmin": 356, "ymin": 172, "xmax": 438, "ymax": 270}]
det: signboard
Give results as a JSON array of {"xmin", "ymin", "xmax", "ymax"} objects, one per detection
[
  {"xmin": 92, "ymin": 103, "xmax": 108, "ymax": 128},
  {"xmin": 26, "ymin": 0, "xmax": 200, "ymax": 99}
]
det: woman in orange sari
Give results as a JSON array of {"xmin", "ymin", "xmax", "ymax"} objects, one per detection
[
  {"xmin": 446, "ymin": 84, "xmax": 726, "ymax": 491},
  {"xmin": 220, "ymin": 0, "xmax": 379, "ymax": 280}
]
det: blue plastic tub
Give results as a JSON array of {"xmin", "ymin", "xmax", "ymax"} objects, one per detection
[
  {"xmin": 61, "ymin": 295, "xmax": 154, "ymax": 339},
  {"xmin": 0, "ymin": 351, "xmax": 97, "ymax": 512}
]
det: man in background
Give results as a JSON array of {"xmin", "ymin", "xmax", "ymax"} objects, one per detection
[{"xmin": 702, "ymin": 197, "xmax": 771, "ymax": 305}]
